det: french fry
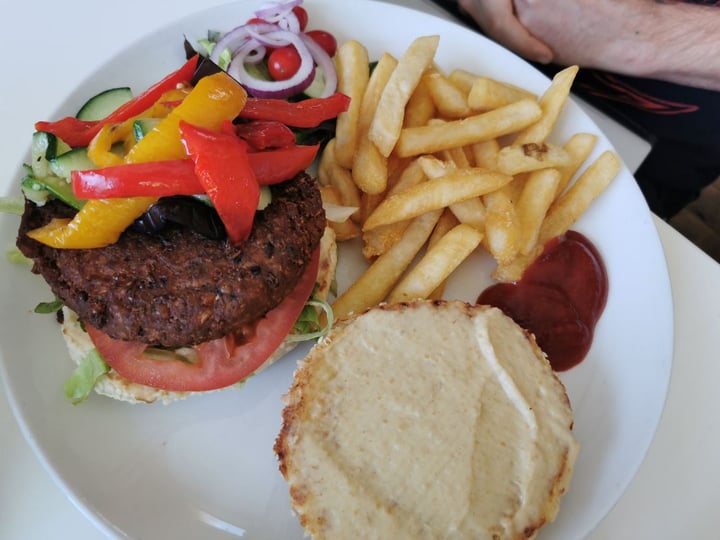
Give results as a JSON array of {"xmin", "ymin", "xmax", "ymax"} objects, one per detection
[
  {"xmin": 447, "ymin": 68, "xmax": 478, "ymax": 95},
  {"xmin": 515, "ymin": 168, "xmax": 561, "ymax": 255},
  {"xmin": 441, "ymin": 145, "xmax": 471, "ymax": 169},
  {"xmin": 358, "ymin": 191, "xmax": 386, "ymax": 225},
  {"xmin": 363, "ymin": 161, "xmax": 512, "ymax": 231},
  {"xmin": 329, "ymin": 162, "xmax": 362, "ymax": 221},
  {"xmin": 428, "ymin": 208, "xmax": 461, "ymax": 248},
  {"xmin": 320, "ymin": 185, "xmax": 361, "ymax": 241},
  {"xmin": 416, "ymin": 153, "xmax": 454, "ymax": 178},
  {"xmin": 352, "ymin": 52, "xmax": 398, "ymax": 194},
  {"xmin": 556, "ymin": 132, "xmax": 597, "ymax": 198},
  {"xmin": 361, "ymin": 157, "xmax": 428, "ymax": 258},
  {"xmin": 317, "ymin": 138, "xmax": 337, "ymax": 187},
  {"xmin": 492, "ymin": 246, "xmax": 542, "ymax": 283},
  {"xmin": 514, "ymin": 65, "xmax": 579, "ymax": 145},
  {"xmin": 403, "ymin": 77, "xmax": 436, "ymax": 128},
  {"xmin": 394, "ymin": 98, "xmax": 542, "ymax": 158},
  {"xmin": 385, "ymin": 152, "xmax": 428, "ymax": 195},
  {"xmin": 538, "ymin": 150, "xmax": 621, "ymax": 244},
  {"xmin": 369, "ymin": 35, "xmax": 440, "ymax": 157},
  {"xmin": 449, "ymin": 198, "xmax": 487, "ymax": 231},
  {"xmin": 470, "ymin": 139, "xmax": 500, "ymax": 169},
  {"xmin": 496, "ymin": 142, "xmax": 571, "ymax": 175},
  {"xmin": 332, "ymin": 209, "xmax": 443, "ymax": 320},
  {"xmin": 503, "ymin": 175, "xmax": 528, "ymax": 204},
  {"xmin": 467, "ymin": 77, "xmax": 537, "ymax": 111},
  {"xmin": 423, "ymin": 70, "xmax": 472, "ymax": 118},
  {"xmin": 388, "ymin": 223, "xmax": 483, "ymax": 303},
  {"xmin": 483, "ymin": 188, "xmax": 520, "ymax": 265},
  {"xmin": 421, "ymin": 154, "xmax": 486, "ymax": 231},
  {"xmin": 333, "ymin": 40, "xmax": 370, "ymax": 169},
  {"xmin": 362, "ymin": 221, "xmax": 411, "ymax": 260},
  {"xmin": 426, "ymin": 209, "xmax": 461, "ymax": 299}
]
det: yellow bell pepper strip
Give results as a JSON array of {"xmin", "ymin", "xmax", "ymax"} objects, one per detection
[
  {"xmin": 87, "ymin": 122, "xmax": 134, "ymax": 167},
  {"xmin": 26, "ymin": 198, "xmax": 158, "ymax": 249},
  {"xmin": 27, "ymin": 72, "xmax": 248, "ymax": 249},
  {"xmin": 179, "ymin": 120, "xmax": 260, "ymax": 245},
  {"xmin": 33, "ymin": 54, "xmax": 200, "ymax": 148},
  {"xmin": 125, "ymin": 72, "xmax": 248, "ymax": 162},
  {"xmin": 88, "ymin": 87, "xmax": 194, "ymax": 167}
]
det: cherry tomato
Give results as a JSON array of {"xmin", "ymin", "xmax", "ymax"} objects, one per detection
[
  {"xmin": 246, "ymin": 17, "xmax": 267, "ymax": 25},
  {"xmin": 87, "ymin": 250, "xmax": 320, "ymax": 392},
  {"xmin": 306, "ymin": 30, "xmax": 338, "ymax": 57},
  {"xmin": 292, "ymin": 6, "xmax": 309, "ymax": 31},
  {"xmin": 267, "ymin": 45, "xmax": 302, "ymax": 81}
]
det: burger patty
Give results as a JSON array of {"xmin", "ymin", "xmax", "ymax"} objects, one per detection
[{"xmin": 17, "ymin": 172, "xmax": 326, "ymax": 347}]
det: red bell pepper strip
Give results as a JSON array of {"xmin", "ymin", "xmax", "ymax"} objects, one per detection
[
  {"xmin": 72, "ymin": 160, "xmax": 200, "ymax": 198},
  {"xmin": 179, "ymin": 121, "xmax": 260, "ymax": 245},
  {"xmin": 71, "ymin": 143, "xmax": 320, "ymax": 199},
  {"xmin": 247, "ymin": 143, "xmax": 319, "ymax": 184},
  {"xmin": 234, "ymin": 120, "xmax": 297, "ymax": 150},
  {"xmin": 237, "ymin": 93, "xmax": 351, "ymax": 128},
  {"xmin": 34, "ymin": 55, "xmax": 200, "ymax": 148}
]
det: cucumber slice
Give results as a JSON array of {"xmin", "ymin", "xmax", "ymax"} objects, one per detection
[
  {"xmin": 21, "ymin": 174, "xmax": 85, "ymax": 210},
  {"xmin": 76, "ymin": 87, "xmax": 133, "ymax": 121},
  {"xmin": 194, "ymin": 188, "xmax": 272, "ymax": 210},
  {"xmin": 49, "ymin": 148, "xmax": 96, "ymax": 179},
  {"xmin": 31, "ymin": 131, "xmax": 71, "ymax": 178},
  {"xmin": 258, "ymin": 186, "xmax": 272, "ymax": 210},
  {"xmin": 132, "ymin": 118, "xmax": 162, "ymax": 142},
  {"xmin": 303, "ymin": 68, "xmax": 326, "ymax": 99}
]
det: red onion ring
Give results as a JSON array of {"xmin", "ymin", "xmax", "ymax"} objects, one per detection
[
  {"xmin": 299, "ymin": 33, "xmax": 337, "ymax": 98},
  {"xmin": 208, "ymin": 2, "xmax": 338, "ymax": 99},
  {"xmin": 228, "ymin": 30, "xmax": 316, "ymax": 99},
  {"xmin": 254, "ymin": 0, "xmax": 303, "ymax": 22},
  {"xmin": 209, "ymin": 22, "xmax": 279, "ymax": 65}
]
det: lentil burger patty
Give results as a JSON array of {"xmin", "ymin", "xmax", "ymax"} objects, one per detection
[{"xmin": 17, "ymin": 172, "xmax": 325, "ymax": 348}]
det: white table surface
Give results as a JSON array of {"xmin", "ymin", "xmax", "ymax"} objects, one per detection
[{"xmin": 2, "ymin": 1, "xmax": 719, "ymax": 539}]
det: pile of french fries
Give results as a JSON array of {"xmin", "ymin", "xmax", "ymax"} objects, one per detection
[{"xmin": 319, "ymin": 35, "xmax": 622, "ymax": 321}]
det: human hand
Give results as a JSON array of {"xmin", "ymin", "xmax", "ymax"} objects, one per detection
[
  {"xmin": 459, "ymin": 0, "xmax": 720, "ymax": 90},
  {"xmin": 511, "ymin": 0, "xmax": 651, "ymax": 69},
  {"xmin": 459, "ymin": 0, "xmax": 655, "ymax": 72},
  {"xmin": 457, "ymin": 0, "xmax": 554, "ymax": 64}
]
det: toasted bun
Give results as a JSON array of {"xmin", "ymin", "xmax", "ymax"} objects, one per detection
[
  {"xmin": 61, "ymin": 226, "xmax": 337, "ymax": 404},
  {"xmin": 275, "ymin": 299, "xmax": 579, "ymax": 539}
]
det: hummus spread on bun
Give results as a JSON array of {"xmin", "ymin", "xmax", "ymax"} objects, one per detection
[{"xmin": 275, "ymin": 299, "xmax": 579, "ymax": 539}]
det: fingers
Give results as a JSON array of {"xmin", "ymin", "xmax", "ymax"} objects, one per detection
[{"xmin": 458, "ymin": 0, "xmax": 554, "ymax": 64}]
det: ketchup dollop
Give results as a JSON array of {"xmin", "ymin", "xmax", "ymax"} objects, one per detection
[{"xmin": 477, "ymin": 230, "xmax": 608, "ymax": 371}]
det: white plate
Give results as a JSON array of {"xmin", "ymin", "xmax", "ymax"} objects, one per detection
[{"xmin": 0, "ymin": 1, "xmax": 673, "ymax": 538}]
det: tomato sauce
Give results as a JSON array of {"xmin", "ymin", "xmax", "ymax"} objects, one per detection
[{"xmin": 477, "ymin": 230, "xmax": 608, "ymax": 371}]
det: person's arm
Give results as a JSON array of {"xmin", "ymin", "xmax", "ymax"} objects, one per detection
[
  {"xmin": 459, "ymin": 0, "xmax": 720, "ymax": 91},
  {"xmin": 457, "ymin": 0, "xmax": 553, "ymax": 63}
]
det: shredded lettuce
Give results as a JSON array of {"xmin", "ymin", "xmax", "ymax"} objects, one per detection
[
  {"xmin": 196, "ymin": 38, "xmax": 216, "ymax": 57},
  {"xmin": 217, "ymin": 48, "xmax": 233, "ymax": 71},
  {"xmin": 6, "ymin": 246, "xmax": 31, "ymax": 265},
  {"xmin": 196, "ymin": 37, "xmax": 232, "ymax": 71},
  {"xmin": 286, "ymin": 294, "xmax": 334, "ymax": 343},
  {"xmin": 63, "ymin": 349, "xmax": 110, "ymax": 405},
  {"xmin": 34, "ymin": 297, "xmax": 64, "ymax": 314},
  {"xmin": 0, "ymin": 195, "xmax": 25, "ymax": 215}
]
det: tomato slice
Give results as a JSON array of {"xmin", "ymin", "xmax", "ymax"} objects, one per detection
[{"xmin": 86, "ymin": 249, "xmax": 320, "ymax": 392}]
